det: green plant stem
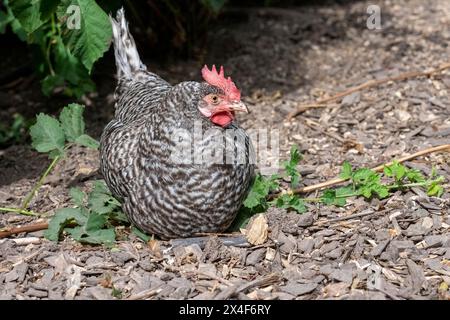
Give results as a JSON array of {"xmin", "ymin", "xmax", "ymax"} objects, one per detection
[
  {"xmin": 302, "ymin": 198, "xmax": 321, "ymax": 202},
  {"xmin": 0, "ymin": 207, "xmax": 37, "ymax": 216},
  {"xmin": 387, "ymin": 182, "xmax": 431, "ymax": 189},
  {"xmin": 45, "ymin": 14, "xmax": 57, "ymax": 76},
  {"xmin": 21, "ymin": 155, "xmax": 61, "ymax": 210}
]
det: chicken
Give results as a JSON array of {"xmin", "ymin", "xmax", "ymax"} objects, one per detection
[{"xmin": 100, "ymin": 9, "xmax": 255, "ymax": 239}]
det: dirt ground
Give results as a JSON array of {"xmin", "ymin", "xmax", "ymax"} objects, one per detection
[{"xmin": 1, "ymin": 0, "xmax": 450, "ymax": 300}]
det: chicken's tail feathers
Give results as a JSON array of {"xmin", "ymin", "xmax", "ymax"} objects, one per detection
[{"xmin": 110, "ymin": 8, "xmax": 146, "ymax": 78}]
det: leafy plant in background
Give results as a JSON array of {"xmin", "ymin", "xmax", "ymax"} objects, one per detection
[
  {"xmin": 0, "ymin": 103, "xmax": 142, "ymax": 245},
  {"xmin": 0, "ymin": 103, "xmax": 99, "ymax": 216},
  {"xmin": 0, "ymin": 0, "xmax": 112, "ymax": 97},
  {"xmin": 0, "ymin": 0, "xmax": 227, "ymax": 98},
  {"xmin": 0, "ymin": 113, "xmax": 32, "ymax": 147}
]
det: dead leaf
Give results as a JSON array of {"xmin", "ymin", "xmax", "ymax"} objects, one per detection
[
  {"xmin": 241, "ymin": 214, "xmax": 268, "ymax": 245},
  {"xmin": 148, "ymin": 239, "xmax": 162, "ymax": 259}
]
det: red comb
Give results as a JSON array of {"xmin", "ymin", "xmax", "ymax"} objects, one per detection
[{"xmin": 201, "ymin": 65, "xmax": 241, "ymax": 101}]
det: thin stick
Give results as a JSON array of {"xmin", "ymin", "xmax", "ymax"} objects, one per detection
[
  {"xmin": 0, "ymin": 222, "xmax": 49, "ymax": 239},
  {"xmin": 287, "ymin": 62, "xmax": 450, "ymax": 120},
  {"xmin": 126, "ymin": 288, "xmax": 162, "ymax": 300},
  {"xmin": 214, "ymin": 273, "xmax": 281, "ymax": 300},
  {"xmin": 269, "ymin": 144, "xmax": 450, "ymax": 199},
  {"xmin": 21, "ymin": 155, "xmax": 60, "ymax": 209}
]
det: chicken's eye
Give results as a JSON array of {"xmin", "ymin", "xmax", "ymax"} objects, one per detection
[{"xmin": 210, "ymin": 95, "xmax": 220, "ymax": 105}]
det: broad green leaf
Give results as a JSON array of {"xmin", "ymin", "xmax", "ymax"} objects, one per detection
[
  {"xmin": 340, "ymin": 161, "xmax": 353, "ymax": 180},
  {"xmin": 372, "ymin": 184, "xmax": 389, "ymax": 198},
  {"xmin": 81, "ymin": 228, "xmax": 116, "ymax": 244},
  {"xmin": 51, "ymin": 36, "xmax": 95, "ymax": 97},
  {"xmin": 69, "ymin": 187, "xmax": 85, "ymax": 207},
  {"xmin": 0, "ymin": 10, "xmax": 13, "ymax": 33},
  {"xmin": 44, "ymin": 207, "xmax": 86, "ymax": 241},
  {"xmin": 352, "ymin": 168, "xmax": 375, "ymax": 184},
  {"xmin": 282, "ymin": 145, "xmax": 302, "ymax": 188},
  {"xmin": 110, "ymin": 210, "xmax": 129, "ymax": 223},
  {"xmin": 29, "ymin": 113, "xmax": 65, "ymax": 156},
  {"xmin": 75, "ymin": 134, "xmax": 99, "ymax": 149},
  {"xmin": 41, "ymin": 74, "xmax": 65, "ymax": 96},
  {"xmin": 9, "ymin": 0, "xmax": 45, "ymax": 33},
  {"xmin": 243, "ymin": 174, "xmax": 279, "ymax": 209},
  {"xmin": 88, "ymin": 180, "xmax": 120, "ymax": 214},
  {"xmin": 427, "ymin": 182, "xmax": 444, "ymax": 197},
  {"xmin": 66, "ymin": 226, "xmax": 115, "ymax": 244},
  {"xmin": 59, "ymin": 103, "xmax": 85, "ymax": 141},
  {"xmin": 57, "ymin": 0, "xmax": 112, "ymax": 72},
  {"xmin": 275, "ymin": 193, "xmax": 306, "ymax": 213},
  {"xmin": 3, "ymin": 0, "xmax": 28, "ymax": 40},
  {"xmin": 384, "ymin": 161, "xmax": 406, "ymax": 181},
  {"xmin": 39, "ymin": 0, "xmax": 61, "ymax": 20},
  {"xmin": 85, "ymin": 212, "xmax": 107, "ymax": 231},
  {"xmin": 321, "ymin": 189, "xmax": 347, "ymax": 207},
  {"xmin": 405, "ymin": 169, "xmax": 425, "ymax": 183},
  {"xmin": 131, "ymin": 226, "xmax": 150, "ymax": 242}
]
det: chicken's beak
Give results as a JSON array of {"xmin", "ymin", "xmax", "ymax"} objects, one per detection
[{"xmin": 228, "ymin": 101, "xmax": 249, "ymax": 113}]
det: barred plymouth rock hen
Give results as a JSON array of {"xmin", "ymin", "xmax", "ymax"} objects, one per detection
[{"xmin": 100, "ymin": 9, "xmax": 255, "ymax": 239}]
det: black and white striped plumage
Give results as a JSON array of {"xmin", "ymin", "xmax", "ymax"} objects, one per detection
[{"xmin": 100, "ymin": 9, "xmax": 255, "ymax": 239}]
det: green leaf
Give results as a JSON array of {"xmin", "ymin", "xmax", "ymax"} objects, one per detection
[
  {"xmin": 44, "ymin": 207, "xmax": 86, "ymax": 241},
  {"xmin": 352, "ymin": 168, "xmax": 375, "ymax": 184},
  {"xmin": 85, "ymin": 212, "xmax": 107, "ymax": 231},
  {"xmin": 405, "ymin": 169, "xmax": 425, "ymax": 183},
  {"xmin": 229, "ymin": 207, "xmax": 255, "ymax": 231},
  {"xmin": 0, "ymin": 10, "xmax": 13, "ymax": 34},
  {"xmin": 68, "ymin": 226, "xmax": 115, "ymax": 244},
  {"xmin": 41, "ymin": 74, "xmax": 65, "ymax": 96},
  {"xmin": 9, "ymin": 0, "xmax": 45, "ymax": 33},
  {"xmin": 39, "ymin": 0, "xmax": 61, "ymax": 20},
  {"xmin": 111, "ymin": 286, "xmax": 122, "ymax": 299},
  {"xmin": 57, "ymin": 0, "xmax": 112, "ymax": 72},
  {"xmin": 243, "ymin": 174, "xmax": 279, "ymax": 209},
  {"xmin": 75, "ymin": 134, "xmax": 99, "ymax": 149},
  {"xmin": 29, "ymin": 113, "xmax": 65, "ymax": 156},
  {"xmin": 340, "ymin": 161, "xmax": 353, "ymax": 180},
  {"xmin": 383, "ymin": 161, "xmax": 406, "ymax": 181},
  {"xmin": 427, "ymin": 182, "xmax": 444, "ymax": 197},
  {"xmin": 282, "ymin": 145, "xmax": 302, "ymax": 188},
  {"xmin": 321, "ymin": 189, "xmax": 347, "ymax": 207},
  {"xmin": 275, "ymin": 193, "xmax": 306, "ymax": 213},
  {"xmin": 51, "ymin": 36, "xmax": 96, "ymax": 97},
  {"xmin": 131, "ymin": 226, "xmax": 150, "ymax": 242},
  {"xmin": 88, "ymin": 180, "xmax": 120, "ymax": 214},
  {"xmin": 430, "ymin": 166, "xmax": 438, "ymax": 178},
  {"xmin": 372, "ymin": 184, "xmax": 389, "ymax": 198},
  {"xmin": 69, "ymin": 187, "xmax": 85, "ymax": 207},
  {"xmin": 59, "ymin": 103, "xmax": 85, "ymax": 142}
]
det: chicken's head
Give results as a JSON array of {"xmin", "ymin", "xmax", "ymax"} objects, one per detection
[{"xmin": 199, "ymin": 65, "xmax": 248, "ymax": 128}]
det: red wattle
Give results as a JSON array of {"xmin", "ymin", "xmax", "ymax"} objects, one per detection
[{"xmin": 210, "ymin": 112, "xmax": 233, "ymax": 127}]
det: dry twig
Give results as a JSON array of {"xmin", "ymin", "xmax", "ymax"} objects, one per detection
[
  {"xmin": 269, "ymin": 143, "xmax": 450, "ymax": 199},
  {"xmin": 287, "ymin": 62, "xmax": 450, "ymax": 120}
]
